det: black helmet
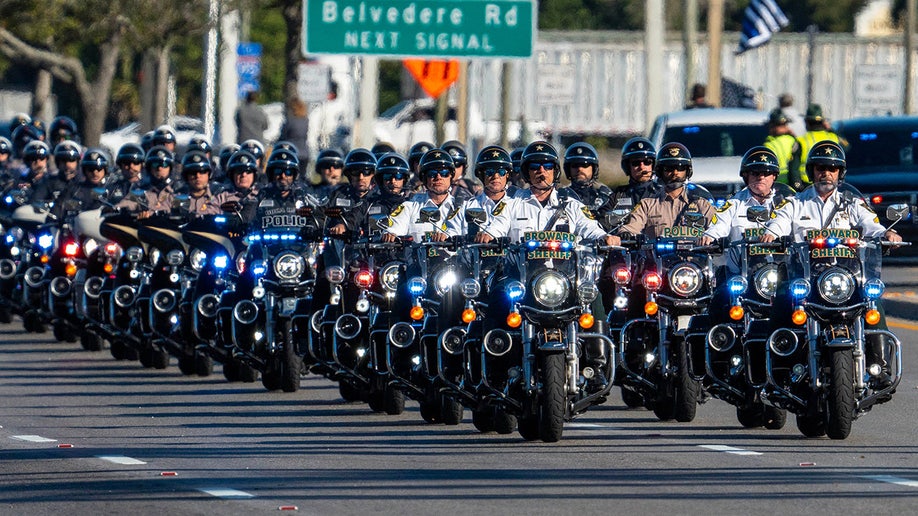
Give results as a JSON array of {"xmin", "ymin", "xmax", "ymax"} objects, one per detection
[
  {"xmin": 519, "ymin": 141, "xmax": 561, "ymax": 184},
  {"xmin": 152, "ymin": 125, "xmax": 176, "ymax": 146},
  {"xmin": 563, "ymin": 142, "xmax": 600, "ymax": 181},
  {"xmin": 145, "ymin": 146, "xmax": 174, "ymax": 174},
  {"xmin": 0, "ymin": 136, "xmax": 12, "ymax": 155},
  {"xmin": 54, "ymin": 141, "xmax": 82, "ymax": 165},
  {"xmin": 371, "ymin": 141, "xmax": 396, "ymax": 160},
  {"xmin": 186, "ymin": 135, "xmax": 212, "ymax": 156},
  {"xmin": 116, "ymin": 143, "xmax": 145, "ymax": 168},
  {"xmin": 806, "ymin": 140, "xmax": 846, "ymax": 179},
  {"xmin": 218, "ymin": 143, "xmax": 240, "ymax": 173},
  {"xmin": 12, "ymin": 124, "xmax": 44, "ymax": 159},
  {"xmin": 273, "ymin": 140, "xmax": 299, "ymax": 156},
  {"xmin": 441, "ymin": 140, "xmax": 468, "ymax": 168},
  {"xmin": 510, "ymin": 147, "xmax": 524, "ymax": 176},
  {"xmin": 8, "ymin": 113, "xmax": 31, "ymax": 136},
  {"xmin": 240, "ymin": 139, "xmax": 266, "ymax": 163},
  {"xmin": 80, "ymin": 148, "xmax": 109, "ymax": 174},
  {"xmin": 22, "ymin": 140, "xmax": 50, "ymax": 163},
  {"xmin": 49, "ymin": 116, "xmax": 79, "ymax": 144},
  {"xmin": 620, "ymin": 137, "xmax": 656, "ymax": 171},
  {"xmin": 266, "ymin": 148, "xmax": 300, "ymax": 181},
  {"xmin": 740, "ymin": 146, "xmax": 779, "ymax": 183},
  {"xmin": 181, "ymin": 150, "xmax": 211, "ymax": 177},
  {"xmin": 418, "ymin": 149, "xmax": 455, "ymax": 182},
  {"xmin": 343, "ymin": 148, "xmax": 377, "ymax": 178},
  {"xmin": 408, "ymin": 141, "xmax": 435, "ymax": 170},
  {"xmin": 226, "ymin": 150, "xmax": 259, "ymax": 178},
  {"xmin": 315, "ymin": 148, "xmax": 344, "ymax": 172},
  {"xmin": 655, "ymin": 142, "xmax": 693, "ymax": 180},
  {"xmin": 375, "ymin": 152, "xmax": 410, "ymax": 192},
  {"xmin": 141, "ymin": 131, "xmax": 155, "ymax": 153},
  {"xmin": 474, "ymin": 145, "xmax": 513, "ymax": 182}
]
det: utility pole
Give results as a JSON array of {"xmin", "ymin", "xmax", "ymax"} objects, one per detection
[
  {"xmin": 202, "ymin": 0, "xmax": 219, "ymax": 142},
  {"xmin": 906, "ymin": 0, "xmax": 916, "ymax": 114},
  {"xmin": 357, "ymin": 57, "xmax": 378, "ymax": 148},
  {"xmin": 645, "ymin": 0, "xmax": 664, "ymax": 132},
  {"xmin": 683, "ymin": 0, "xmax": 698, "ymax": 105},
  {"xmin": 706, "ymin": 0, "xmax": 724, "ymax": 107},
  {"xmin": 806, "ymin": 25, "xmax": 818, "ymax": 108}
]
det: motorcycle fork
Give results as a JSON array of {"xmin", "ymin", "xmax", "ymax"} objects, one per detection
[
  {"xmin": 265, "ymin": 294, "xmax": 276, "ymax": 354},
  {"xmin": 566, "ymin": 321, "xmax": 578, "ymax": 395},
  {"xmin": 522, "ymin": 322, "xmax": 535, "ymax": 395},
  {"xmin": 806, "ymin": 318, "xmax": 820, "ymax": 391},
  {"xmin": 658, "ymin": 311, "xmax": 671, "ymax": 378}
]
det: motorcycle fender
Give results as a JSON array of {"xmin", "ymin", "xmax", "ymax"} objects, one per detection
[
  {"xmin": 537, "ymin": 341, "xmax": 567, "ymax": 352},
  {"xmin": 823, "ymin": 338, "xmax": 855, "ymax": 349}
]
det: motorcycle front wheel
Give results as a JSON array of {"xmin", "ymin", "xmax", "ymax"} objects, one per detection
[
  {"xmin": 825, "ymin": 348, "xmax": 855, "ymax": 440},
  {"xmin": 538, "ymin": 353, "xmax": 566, "ymax": 443}
]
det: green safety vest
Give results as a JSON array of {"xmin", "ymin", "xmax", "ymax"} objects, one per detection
[
  {"xmin": 796, "ymin": 130, "xmax": 840, "ymax": 184},
  {"xmin": 765, "ymin": 134, "xmax": 797, "ymax": 185}
]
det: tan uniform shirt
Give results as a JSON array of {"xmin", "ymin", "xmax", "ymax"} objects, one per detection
[{"xmin": 616, "ymin": 187, "xmax": 716, "ymax": 238}]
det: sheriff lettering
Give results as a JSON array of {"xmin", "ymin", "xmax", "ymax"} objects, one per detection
[
  {"xmin": 805, "ymin": 228, "xmax": 860, "ymax": 240},
  {"xmin": 522, "ymin": 231, "xmax": 576, "ymax": 242},
  {"xmin": 811, "ymin": 247, "xmax": 857, "ymax": 259},
  {"xmin": 527, "ymin": 250, "xmax": 572, "ymax": 260}
]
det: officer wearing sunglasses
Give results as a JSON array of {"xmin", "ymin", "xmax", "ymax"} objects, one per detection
[
  {"xmin": 612, "ymin": 137, "xmax": 664, "ymax": 210},
  {"xmin": 461, "ymin": 145, "xmax": 516, "ymax": 228},
  {"xmin": 325, "ymin": 148, "xmax": 377, "ymax": 236}
]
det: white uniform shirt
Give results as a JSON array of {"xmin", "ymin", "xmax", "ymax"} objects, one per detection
[
  {"xmin": 384, "ymin": 193, "xmax": 465, "ymax": 241},
  {"xmin": 482, "ymin": 188, "xmax": 608, "ymax": 242},
  {"xmin": 765, "ymin": 186, "xmax": 886, "ymax": 242},
  {"xmin": 705, "ymin": 187, "xmax": 787, "ymax": 273}
]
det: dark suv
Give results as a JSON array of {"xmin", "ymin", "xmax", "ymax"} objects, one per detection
[{"xmin": 835, "ymin": 116, "xmax": 918, "ymax": 255}]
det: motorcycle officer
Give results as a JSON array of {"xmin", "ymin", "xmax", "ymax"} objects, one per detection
[
  {"xmin": 441, "ymin": 140, "xmax": 477, "ymax": 202},
  {"xmin": 613, "ymin": 137, "xmax": 663, "ymax": 209},
  {"xmin": 38, "ymin": 140, "xmax": 82, "ymax": 201},
  {"xmin": 177, "ymin": 150, "xmax": 232, "ymax": 216},
  {"xmin": 467, "ymin": 145, "xmax": 517, "ymax": 216},
  {"xmin": 0, "ymin": 137, "xmax": 13, "ymax": 181},
  {"xmin": 254, "ymin": 147, "xmax": 309, "ymax": 210},
  {"xmin": 407, "ymin": 141, "xmax": 435, "ymax": 193},
  {"xmin": 310, "ymin": 148, "xmax": 345, "ymax": 203},
  {"xmin": 561, "ymin": 142, "xmax": 616, "ymax": 230},
  {"xmin": 761, "ymin": 141, "xmax": 902, "ymax": 385},
  {"xmin": 116, "ymin": 146, "xmax": 176, "ymax": 215},
  {"xmin": 109, "ymin": 143, "xmax": 146, "ymax": 202},
  {"xmin": 18, "ymin": 140, "xmax": 53, "ymax": 201},
  {"xmin": 222, "ymin": 149, "xmax": 261, "ymax": 225},
  {"xmin": 325, "ymin": 148, "xmax": 376, "ymax": 236},
  {"xmin": 51, "ymin": 148, "xmax": 113, "ymax": 217}
]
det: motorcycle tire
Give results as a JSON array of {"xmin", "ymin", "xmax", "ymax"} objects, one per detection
[
  {"xmin": 80, "ymin": 329, "xmax": 101, "ymax": 351},
  {"xmin": 419, "ymin": 400, "xmax": 441, "ymax": 424},
  {"xmin": 440, "ymin": 395, "xmax": 464, "ymax": 426},
  {"xmin": 383, "ymin": 386, "xmax": 405, "ymax": 415},
  {"xmin": 150, "ymin": 347, "xmax": 169, "ymax": 370},
  {"xmin": 262, "ymin": 363, "xmax": 282, "ymax": 391},
  {"xmin": 237, "ymin": 362, "xmax": 258, "ymax": 383},
  {"xmin": 620, "ymin": 386, "xmax": 644, "ymax": 409},
  {"xmin": 280, "ymin": 341, "xmax": 302, "ymax": 393},
  {"xmin": 195, "ymin": 352, "xmax": 213, "ymax": 377},
  {"xmin": 763, "ymin": 406, "xmax": 787, "ymax": 430},
  {"xmin": 178, "ymin": 355, "xmax": 197, "ymax": 376},
  {"xmin": 110, "ymin": 339, "xmax": 127, "ymax": 360},
  {"xmin": 736, "ymin": 405, "xmax": 765, "ymax": 428},
  {"xmin": 25, "ymin": 313, "xmax": 46, "ymax": 334},
  {"xmin": 472, "ymin": 409, "xmax": 495, "ymax": 433},
  {"xmin": 673, "ymin": 341, "xmax": 699, "ymax": 423},
  {"xmin": 826, "ymin": 348, "xmax": 855, "ymax": 440},
  {"xmin": 138, "ymin": 347, "xmax": 154, "ymax": 368},
  {"xmin": 123, "ymin": 345, "xmax": 139, "ymax": 361},
  {"xmin": 493, "ymin": 410, "xmax": 517, "ymax": 435},
  {"xmin": 52, "ymin": 322, "xmax": 67, "ymax": 343},
  {"xmin": 518, "ymin": 413, "xmax": 539, "ymax": 441},
  {"xmin": 223, "ymin": 359, "xmax": 240, "ymax": 382},
  {"xmin": 22, "ymin": 313, "xmax": 34, "ymax": 333},
  {"xmin": 0, "ymin": 304, "xmax": 12, "ymax": 324},
  {"xmin": 340, "ymin": 381, "xmax": 362, "ymax": 403},
  {"xmin": 796, "ymin": 413, "xmax": 827, "ymax": 438},
  {"xmin": 367, "ymin": 388, "xmax": 385, "ymax": 411},
  {"xmin": 538, "ymin": 353, "xmax": 566, "ymax": 443}
]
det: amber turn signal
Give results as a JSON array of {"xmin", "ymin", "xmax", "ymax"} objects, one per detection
[
  {"xmin": 578, "ymin": 313, "xmax": 595, "ymax": 329},
  {"xmin": 729, "ymin": 305, "xmax": 744, "ymax": 321},
  {"xmin": 644, "ymin": 301, "xmax": 658, "ymax": 316},
  {"xmin": 506, "ymin": 311, "xmax": 522, "ymax": 328},
  {"xmin": 791, "ymin": 309, "xmax": 807, "ymax": 325},
  {"xmin": 409, "ymin": 306, "xmax": 424, "ymax": 320},
  {"xmin": 865, "ymin": 309, "xmax": 881, "ymax": 325},
  {"xmin": 461, "ymin": 308, "xmax": 477, "ymax": 323},
  {"xmin": 65, "ymin": 263, "xmax": 78, "ymax": 276}
]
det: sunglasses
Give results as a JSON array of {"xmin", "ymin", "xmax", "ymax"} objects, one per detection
[
  {"xmin": 528, "ymin": 162, "xmax": 555, "ymax": 171},
  {"xmin": 662, "ymin": 165, "xmax": 688, "ymax": 172},
  {"xmin": 382, "ymin": 172, "xmax": 407, "ymax": 181},
  {"xmin": 85, "ymin": 167, "xmax": 106, "ymax": 173},
  {"xmin": 483, "ymin": 168, "xmax": 509, "ymax": 177},
  {"xmin": 276, "ymin": 169, "xmax": 296, "ymax": 177},
  {"xmin": 747, "ymin": 169, "xmax": 776, "ymax": 177},
  {"xmin": 630, "ymin": 159, "xmax": 654, "ymax": 167},
  {"xmin": 355, "ymin": 169, "xmax": 375, "ymax": 177},
  {"xmin": 427, "ymin": 169, "xmax": 452, "ymax": 178},
  {"xmin": 237, "ymin": 169, "xmax": 256, "ymax": 175}
]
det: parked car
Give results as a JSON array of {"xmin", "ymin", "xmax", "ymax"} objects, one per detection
[
  {"xmin": 100, "ymin": 116, "xmax": 205, "ymax": 157},
  {"xmin": 648, "ymin": 108, "xmax": 769, "ymax": 205},
  {"xmin": 834, "ymin": 116, "xmax": 918, "ymax": 255}
]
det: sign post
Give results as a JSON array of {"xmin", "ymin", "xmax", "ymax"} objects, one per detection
[{"xmin": 303, "ymin": 0, "xmax": 536, "ymax": 59}]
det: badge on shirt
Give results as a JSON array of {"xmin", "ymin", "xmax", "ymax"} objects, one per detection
[
  {"xmin": 580, "ymin": 206, "xmax": 596, "ymax": 220},
  {"xmin": 716, "ymin": 201, "xmax": 731, "ymax": 213}
]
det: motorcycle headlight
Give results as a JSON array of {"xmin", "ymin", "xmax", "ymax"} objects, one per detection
[
  {"xmin": 727, "ymin": 275, "xmax": 748, "ymax": 295},
  {"xmin": 407, "ymin": 276, "xmax": 427, "ymax": 295},
  {"xmin": 189, "ymin": 249, "xmax": 207, "ymax": 271},
  {"xmin": 460, "ymin": 278, "xmax": 481, "ymax": 299},
  {"xmin": 250, "ymin": 259, "xmax": 267, "ymax": 277},
  {"xmin": 325, "ymin": 265, "xmax": 345, "ymax": 284},
  {"xmin": 532, "ymin": 270, "xmax": 569, "ymax": 308},
  {"xmin": 149, "ymin": 247, "xmax": 161, "ymax": 265},
  {"xmin": 38, "ymin": 233, "xmax": 54, "ymax": 250},
  {"xmin": 818, "ymin": 268, "xmax": 855, "ymax": 304},
  {"xmin": 506, "ymin": 280, "xmax": 525, "ymax": 301},
  {"xmin": 379, "ymin": 263, "xmax": 400, "ymax": 292},
  {"xmin": 669, "ymin": 263, "xmax": 702, "ymax": 297},
  {"xmin": 433, "ymin": 269, "xmax": 457, "ymax": 296},
  {"xmin": 166, "ymin": 249, "xmax": 184, "ymax": 266},
  {"xmin": 82, "ymin": 238, "xmax": 99, "ymax": 257},
  {"xmin": 864, "ymin": 278, "xmax": 885, "ymax": 299},
  {"xmin": 790, "ymin": 279, "xmax": 811, "ymax": 300},
  {"xmin": 126, "ymin": 246, "xmax": 143, "ymax": 262},
  {"xmin": 212, "ymin": 254, "xmax": 229, "ymax": 270},
  {"xmin": 274, "ymin": 252, "xmax": 305, "ymax": 281},
  {"xmin": 577, "ymin": 281, "xmax": 598, "ymax": 303},
  {"xmin": 752, "ymin": 264, "xmax": 780, "ymax": 299}
]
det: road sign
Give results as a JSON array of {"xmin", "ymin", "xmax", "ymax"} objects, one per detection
[
  {"xmin": 536, "ymin": 64, "xmax": 575, "ymax": 106},
  {"xmin": 403, "ymin": 59, "xmax": 460, "ymax": 98},
  {"xmin": 855, "ymin": 64, "xmax": 901, "ymax": 115},
  {"xmin": 303, "ymin": 0, "xmax": 536, "ymax": 59},
  {"xmin": 296, "ymin": 62, "xmax": 332, "ymax": 102},
  {"xmin": 237, "ymin": 43, "xmax": 263, "ymax": 99}
]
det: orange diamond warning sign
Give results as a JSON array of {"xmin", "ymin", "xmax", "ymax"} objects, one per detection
[{"xmin": 403, "ymin": 59, "xmax": 460, "ymax": 98}]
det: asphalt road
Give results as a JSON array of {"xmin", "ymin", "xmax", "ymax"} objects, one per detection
[{"xmin": 1, "ymin": 319, "xmax": 918, "ymax": 516}]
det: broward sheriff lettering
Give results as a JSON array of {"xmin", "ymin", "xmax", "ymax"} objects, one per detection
[{"xmin": 305, "ymin": 0, "xmax": 535, "ymax": 58}]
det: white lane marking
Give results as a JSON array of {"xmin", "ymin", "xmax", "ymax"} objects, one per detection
[
  {"xmin": 567, "ymin": 423, "xmax": 606, "ymax": 429},
  {"xmin": 198, "ymin": 488, "xmax": 256, "ymax": 499},
  {"xmin": 699, "ymin": 444, "xmax": 763, "ymax": 456},
  {"xmin": 863, "ymin": 475, "xmax": 918, "ymax": 488},
  {"xmin": 97, "ymin": 455, "xmax": 147, "ymax": 465},
  {"xmin": 11, "ymin": 435, "xmax": 57, "ymax": 443}
]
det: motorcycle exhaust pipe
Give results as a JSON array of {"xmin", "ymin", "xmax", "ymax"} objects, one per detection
[
  {"xmin": 483, "ymin": 328, "xmax": 513, "ymax": 357},
  {"xmin": 388, "ymin": 322, "xmax": 416, "ymax": 349},
  {"xmin": 707, "ymin": 324, "xmax": 737, "ymax": 353},
  {"xmin": 334, "ymin": 313, "xmax": 363, "ymax": 340}
]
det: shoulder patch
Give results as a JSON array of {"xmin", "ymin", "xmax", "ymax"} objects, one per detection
[
  {"xmin": 860, "ymin": 201, "xmax": 876, "ymax": 214},
  {"xmin": 711, "ymin": 214, "xmax": 718, "ymax": 225},
  {"xmin": 774, "ymin": 199, "xmax": 790, "ymax": 211},
  {"xmin": 389, "ymin": 204, "xmax": 404, "ymax": 218},
  {"xmin": 491, "ymin": 200, "xmax": 505, "ymax": 217},
  {"xmin": 581, "ymin": 205, "xmax": 596, "ymax": 220},
  {"xmin": 446, "ymin": 205, "xmax": 461, "ymax": 221},
  {"xmin": 716, "ymin": 201, "xmax": 732, "ymax": 213}
]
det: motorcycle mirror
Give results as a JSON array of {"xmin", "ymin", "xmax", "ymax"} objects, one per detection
[
  {"xmin": 746, "ymin": 205, "xmax": 769, "ymax": 224},
  {"xmin": 465, "ymin": 208, "xmax": 487, "ymax": 225},
  {"xmin": 221, "ymin": 201, "xmax": 242, "ymax": 213},
  {"xmin": 419, "ymin": 207, "xmax": 440, "ymax": 224},
  {"xmin": 173, "ymin": 194, "xmax": 190, "ymax": 211},
  {"xmin": 296, "ymin": 206, "xmax": 314, "ymax": 217},
  {"xmin": 886, "ymin": 203, "xmax": 909, "ymax": 224},
  {"xmin": 90, "ymin": 187, "xmax": 108, "ymax": 201},
  {"xmin": 683, "ymin": 211, "xmax": 704, "ymax": 228},
  {"xmin": 369, "ymin": 214, "xmax": 387, "ymax": 233},
  {"xmin": 258, "ymin": 199, "xmax": 276, "ymax": 209}
]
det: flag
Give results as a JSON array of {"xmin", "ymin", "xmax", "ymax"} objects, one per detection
[{"xmin": 736, "ymin": 0, "xmax": 789, "ymax": 55}]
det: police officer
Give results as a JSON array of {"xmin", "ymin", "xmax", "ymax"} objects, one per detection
[
  {"xmin": 223, "ymin": 150, "xmax": 261, "ymax": 225},
  {"xmin": 48, "ymin": 116, "xmax": 80, "ymax": 147},
  {"xmin": 256, "ymin": 147, "xmax": 307, "ymax": 208},
  {"xmin": 117, "ymin": 146, "xmax": 176, "ymax": 215},
  {"xmin": 216, "ymin": 143, "xmax": 241, "ymax": 184},
  {"xmin": 561, "ymin": 142, "xmax": 616, "ymax": 229},
  {"xmin": 310, "ymin": 148, "xmax": 345, "ymax": 203},
  {"xmin": 475, "ymin": 141, "xmax": 613, "ymax": 244},
  {"xmin": 468, "ymin": 145, "xmax": 516, "ymax": 215},
  {"xmin": 761, "ymin": 140, "xmax": 901, "ymax": 386},
  {"xmin": 765, "ymin": 109, "xmax": 801, "ymax": 189},
  {"xmin": 608, "ymin": 143, "xmax": 716, "ymax": 245},
  {"xmin": 613, "ymin": 137, "xmax": 663, "ymax": 209},
  {"xmin": 48, "ymin": 140, "xmax": 82, "ymax": 195},
  {"xmin": 325, "ymin": 148, "xmax": 377, "ymax": 236},
  {"xmin": 407, "ymin": 141, "xmax": 435, "ymax": 193},
  {"xmin": 52, "ymin": 148, "xmax": 112, "ymax": 217},
  {"xmin": 509, "ymin": 146, "xmax": 525, "ymax": 189},
  {"xmin": 109, "ymin": 143, "xmax": 146, "ymax": 202},
  {"xmin": 152, "ymin": 125, "xmax": 177, "ymax": 154},
  {"xmin": 178, "ymin": 150, "xmax": 231, "ymax": 216},
  {"xmin": 382, "ymin": 149, "xmax": 466, "ymax": 242},
  {"xmin": 788, "ymin": 104, "xmax": 847, "ymax": 192},
  {"xmin": 19, "ymin": 140, "xmax": 53, "ymax": 201},
  {"xmin": 441, "ymin": 140, "xmax": 477, "ymax": 202},
  {"xmin": 367, "ymin": 152, "xmax": 412, "ymax": 228}
]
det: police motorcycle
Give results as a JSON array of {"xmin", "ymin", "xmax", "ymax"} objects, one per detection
[
  {"xmin": 0, "ymin": 187, "xmax": 45, "ymax": 325},
  {"xmin": 17, "ymin": 201, "xmax": 56, "ymax": 334},
  {"xmin": 756, "ymin": 203, "xmax": 910, "ymax": 439},
  {"xmin": 222, "ymin": 196, "xmax": 319, "ymax": 392},
  {"xmin": 614, "ymin": 211, "xmax": 716, "ymax": 423},
  {"xmin": 685, "ymin": 205, "xmax": 787, "ymax": 429},
  {"xmin": 95, "ymin": 206, "xmax": 145, "ymax": 361}
]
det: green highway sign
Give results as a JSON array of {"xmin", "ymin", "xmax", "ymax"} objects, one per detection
[{"xmin": 303, "ymin": 0, "xmax": 536, "ymax": 59}]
